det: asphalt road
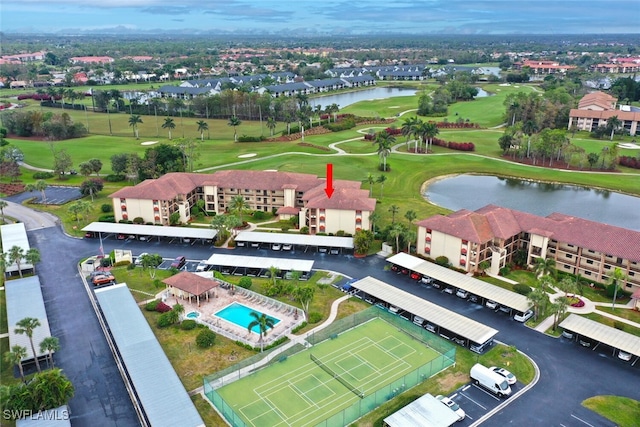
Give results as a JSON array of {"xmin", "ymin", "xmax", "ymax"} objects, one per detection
[{"xmin": 17, "ymin": 225, "xmax": 640, "ymax": 426}]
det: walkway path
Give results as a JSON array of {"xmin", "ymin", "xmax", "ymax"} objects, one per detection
[{"xmin": 189, "ymin": 292, "xmax": 351, "ymax": 396}]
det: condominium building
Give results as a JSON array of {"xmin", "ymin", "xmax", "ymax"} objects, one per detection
[
  {"xmin": 416, "ymin": 205, "xmax": 640, "ymax": 293},
  {"xmin": 109, "ymin": 170, "xmax": 375, "ymax": 235},
  {"xmin": 568, "ymin": 91, "xmax": 640, "ymax": 136}
]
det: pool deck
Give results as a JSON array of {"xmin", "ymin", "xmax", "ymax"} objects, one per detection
[{"xmin": 164, "ymin": 286, "xmax": 302, "ymax": 347}]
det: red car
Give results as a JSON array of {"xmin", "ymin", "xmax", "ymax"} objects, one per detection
[
  {"xmin": 170, "ymin": 256, "xmax": 186, "ymax": 269},
  {"xmin": 410, "ymin": 272, "xmax": 421, "ymax": 280}
]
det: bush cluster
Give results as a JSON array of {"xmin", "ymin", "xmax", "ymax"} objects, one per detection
[
  {"xmin": 307, "ymin": 312, "xmax": 323, "ymax": 324},
  {"xmin": 324, "ymin": 117, "xmax": 356, "ymax": 132},
  {"xmin": 431, "ymin": 137, "xmax": 475, "ymax": 151},
  {"xmin": 181, "ymin": 319, "xmax": 197, "ymax": 330},
  {"xmin": 196, "ymin": 329, "xmax": 217, "ymax": 348},
  {"xmin": 32, "ymin": 171, "xmax": 54, "ymax": 179},
  {"xmin": 513, "ymin": 283, "xmax": 532, "ymax": 295},
  {"xmin": 237, "ymin": 135, "xmax": 267, "ymax": 142},
  {"xmin": 156, "ymin": 301, "xmax": 172, "ymax": 313},
  {"xmin": 104, "ymin": 174, "xmax": 126, "ymax": 182},
  {"xmin": 145, "ymin": 300, "xmax": 160, "ymax": 311},
  {"xmin": 619, "ymin": 156, "xmax": 640, "ymax": 169}
]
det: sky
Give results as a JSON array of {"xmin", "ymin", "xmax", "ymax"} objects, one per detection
[{"xmin": 1, "ymin": 0, "xmax": 638, "ymax": 35}]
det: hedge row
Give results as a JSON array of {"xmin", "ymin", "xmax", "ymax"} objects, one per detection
[
  {"xmin": 432, "ymin": 138, "xmax": 475, "ymax": 151},
  {"xmin": 619, "ymin": 156, "xmax": 640, "ymax": 170}
]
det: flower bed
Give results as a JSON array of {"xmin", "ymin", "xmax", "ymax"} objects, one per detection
[{"xmin": 570, "ymin": 297, "xmax": 585, "ymax": 308}]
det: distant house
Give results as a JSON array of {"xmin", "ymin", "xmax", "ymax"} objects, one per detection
[
  {"xmin": 69, "ymin": 56, "xmax": 114, "ymax": 64},
  {"xmin": 9, "ymin": 81, "xmax": 28, "ymax": 89},
  {"xmin": 513, "ymin": 60, "xmax": 577, "ymax": 75}
]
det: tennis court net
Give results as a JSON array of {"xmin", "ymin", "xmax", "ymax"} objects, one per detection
[{"xmin": 310, "ymin": 353, "xmax": 364, "ymax": 399}]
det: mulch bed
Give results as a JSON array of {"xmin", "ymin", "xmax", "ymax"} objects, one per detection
[
  {"xmin": 500, "ymin": 154, "xmax": 620, "ymax": 173},
  {"xmin": 0, "ymin": 183, "xmax": 26, "ymax": 195}
]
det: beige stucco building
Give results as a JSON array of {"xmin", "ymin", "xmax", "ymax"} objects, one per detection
[
  {"xmin": 110, "ymin": 170, "xmax": 375, "ymax": 235},
  {"xmin": 416, "ymin": 205, "xmax": 640, "ymax": 294},
  {"xmin": 568, "ymin": 91, "xmax": 640, "ymax": 136}
]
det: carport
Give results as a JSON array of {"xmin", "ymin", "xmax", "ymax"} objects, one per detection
[
  {"xmin": 1, "ymin": 223, "xmax": 34, "ymax": 277},
  {"xmin": 5, "ymin": 276, "xmax": 52, "ymax": 366},
  {"xmin": 234, "ymin": 231, "xmax": 354, "ymax": 253},
  {"xmin": 351, "ymin": 276, "xmax": 498, "ymax": 353},
  {"xmin": 559, "ymin": 314, "xmax": 640, "ymax": 365},
  {"xmin": 383, "ymin": 393, "xmax": 459, "ymax": 427},
  {"xmin": 205, "ymin": 253, "xmax": 314, "ymax": 279},
  {"xmin": 82, "ymin": 222, "xmax": 217, "ymax": 245},
  {"xmin": 387, "ymin": 253, "xmax": 532, "ymax": 315}
]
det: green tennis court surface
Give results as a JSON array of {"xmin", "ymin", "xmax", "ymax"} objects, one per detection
[{"xmin": 216, "ymin": 317, "xmax": 441, "ymax": 427}]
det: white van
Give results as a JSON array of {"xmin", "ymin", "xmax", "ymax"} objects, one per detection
[{"xmin": 470, "ymin": 363, "xmax": 512, "ymax": 398}]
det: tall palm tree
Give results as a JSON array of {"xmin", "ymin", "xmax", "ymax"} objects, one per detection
[
  {"xmin": 25, "ymin": 248, "xmax": 41, "ymax": 273},
  {"xmin": 388, "ymin": 204, "xmax": 399, "ymax": 224},
  {"xmin": 4, "ymin": 345, "xmax": 28, "ymax": 382},
  {"xmin": 128, "ymin": 114, "xmax": 143, "ymax": 139},
  {"xmin": 424, "ymin": 121, "xmax": 439, "ymax": 153},
  {"xmin": 162, "ymin": 117, "xmax": 176, "ymax": 140},
  {"xmin": 0, "ymin": 199, "xmax": 8, "ymax": 223},
  {"xmin": 228, "ymin": 115, "xmax": 242, "ymax": 142},
  {"xmin": 268, "ymin": 266, "xmax": 280, "ymax": 287},
  {"xmin": 534, "ymin": 257, "xmax": 556, "ymax": 279},
  {"xmin": 247, "ymin": 311, "xmax": 275, "ymax": 352},
  {"xmin": 7, "ymin": 245, "xmax": 25, "ymax": 278},
  {"xmin": 388, "ymin": 223, "xmax": 404, "ymax": 253},
  {"xmin": 608, "ymin": 267, "xmax": 627, "ymax": 308},
  {"xmin": 363, "ymin": 173, "xmax": 375, "ymax": 197},
  {"xmin": 522, "ymin": 120, "xmax": 538, "ymax": 158},
  {"xmin": 196, "ymin": 120, "xmax": 208, "ymax": 141},
  {"xmin": 527, "ymin": 287, "xmax": 549, "ymax": 321},
  {"xmin": 404, "ymin": 209, "xmax": 417, "ymax": 227},
  {"xmin": 376, "ymin": 174, "xmax": 387, "ymax": 198},
  {"xmin": 607, "ymin": 115, "xmax": 622, "ymax": 141},
  {"xmin": 374, "ymin": 131, "xmax": 394, "ymax": 171},
  {"xmin": 404, "ymin": 228, "xmax": 417, "ymax": 253},
  {"xmin": 401, "ymin": 116, "xmax": 419, "ymax": 150},
  {"xmin": 369, "ymin": 211, "xmax": 380, "ymax": 235},
  {"xmin": 39, "ymin": 336, "xmax": 60, "ymax": 368},
  {"xmin": 15, "ymin": 317, "xmax": 42, "ymax": 372},
  {"xmin": 25, "ymin": 180, "xmax": 48, "ymax": 204},
  {"xmin": 266, "ymin": 117, "xmax": 277, "ymax": 137},
  {"xmin": 551, "ymin": 296, "xmax": 570, "ymax": 331},
  {"xmin": 229, "ymin": 195, "xmax": 250, "ymax": 224}
]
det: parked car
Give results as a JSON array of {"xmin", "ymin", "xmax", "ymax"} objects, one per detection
[
  {"xmin": 271, "ymin": 244, "xmax": 281, "ymax": 251},
  {"xmin": 410, "ymin": 272, "xmax": 421, "ymax": 280},
  {"xmin": 444, "ymin": 286, "xmax": 454, "ymax": 294},
  {"xmin": 486, "ymin": 300, "xmax": 498, "ymax": 309},
  {"xmin": 562, "ymin": 330, "xmax": 574, "ymax": 339},
  {"xmin": 420, "ymin": 276, "xmax": 433, "ymax": 285},
  {"xmin": 135, "ymin": 253, "xmax": 149, "ymax": 265},
  {"xmin": 92, "ymin": 274, "xmax": 115, "ymax": 286},
  {"xmin": 456, "ymin": 289, "xmax": 469, "ymax": 299},
  {"xmin": 390, "ymin": 264, "xmax": 399, "ymax": 272},
  {"xmin": 329, "ymin": 248, "xmax": 340, "ymax": 255},
  {"xmin": 282, "ymin": 244, "xmax": 292, "ymax": 251},
  {"xmin": 116, "ymin": 234, "xmax": 126, "ymax": 240},
  {"xmin": 435, "ymin": 395, "xmax": 465, "ymax": 421},
  {"xmin": 579, "ymin": 338, "xmax": 592, "ymax": 348},
  {"xmin": 195, "ymin": 260, "xmax": 208, "ymax": 272},
  {"xmin": 618, "ymin": 350, "xmax": 632, "ymax": 361},
  {"xmin": 514, "ymin": 309, "xmax": 533, "ymax": 322},
  {"xmin": 84, "ymin": 231, "xmax": 96, "ymax": 238},
  {"xmin": 250, "ymin": 242, "xmax": 260, "ymax": 248},
  {"xmin": 170, "ymin": 256, "xmax": 186, "ymax": 269},
  {"xmin": 490, "ymin": 366, "xmax": 517, "ymax": 385},
  {"xmin": 400, "ymin": 268, "xmax": 409, "ymax": 275}
]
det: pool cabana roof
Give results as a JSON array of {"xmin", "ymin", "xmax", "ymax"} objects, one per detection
[{"xmin": 163, "ymin": 271, "xmax": 221, "ymax": 298}]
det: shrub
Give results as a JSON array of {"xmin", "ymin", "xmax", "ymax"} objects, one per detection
[
  {"xmin": 252, "ymin": 210, "xmax": 266, "ymax": 220},
  {"xmin": 196, "ymin": 329, "xmax": 217, "ymax": 348},
  {"xmin": 113, "ymin": 260, "xmax": 131, "ymax": 267},
  {"xmin": 126, "ymin": 262, "xmax": 135, "ymax": 271},
  {"xmin": 145, "ymin": 300, "xmax": 160, "ymax": 311},
  {"xmin": 308, "ymin": 312, "xmax": 323, "ymax": 324},
  {"xmin": 513, "ymin": 283, "xmax": 532, "ymax": 295},
  {"xmin": 238, "ymin": 276, "xmax": 252, "ymax": 289},
  {"xmin": 181, "ymin": 319, "xmax": 197, "ymax": 330},
  {"xmin": 299, "ymin": 226, "xmax": 309, "ymax": 234},
  {"xmin": 98, "ymin": 215, "xmax": 115, "ymax": 222},
  {"xmin": 324, "ymin": 117, "xmax": 356, "ymax": 132},
  {"xmin": 237, "ymin": 135, "xmax": 266, "ymax": 142},
  {"xmin": 336, "ymin": 230, "xmax": 345, "ymax": 237},
  {"xmin": 156, "ymin": 301, "xmax": 172, "ymax": 313},
  {"xmin": 101, "ymin": 204, "xmax": 113, "ymax": 213},
  {"xmin": 104, "ymin": 174, "xmax": 126, "ymax": 182},
  {"xmin": 435, "ymin": 256, "xmax": 450, "ymax": 267},
  {"xmin": 157, "ymin": 312, "xmax": 173, "ymax": 328},
  {"xmin": 291, "ymin": 321, "xmax": 307, "ymax": 333},
  {"xmin": 499, "ymin": 266, "xmax": 511, "ymax": 276},
  {"xmin": 133, "ymin": 217, "xmax": 144, "ymax": 224},
  {"xmin": 32, "ymin": 171, "xmax": 54, "ymax": 179}
]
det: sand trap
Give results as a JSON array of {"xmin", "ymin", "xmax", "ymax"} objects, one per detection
[
  {"xmin": 389, "ymin": 106, "xmax": 400, "ymax": 109},
  {"xmin": 619, "ymin": 143, "xmax": 640, "ymax": 149},
  {"xmin": 264, "ymin": 169, "xmax": 278, "ymax": 172},
  {"xmin": 141, "ymin": 141, "xmax": 158, "ymax": 146},
  {"xmin": 238, "ymin": 153, "xmax": 257, "ymax": 158}
]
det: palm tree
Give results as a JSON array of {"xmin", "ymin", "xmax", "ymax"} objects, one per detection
[
  {"xmin": 128, "ymin": 114, "xmax": 143, "ymax": 139},
  {"xmin": 534, "ymin": 257, "xmax": 556, "ymax": 279},
  {"xmin": 369, "ymin": 211, "xmax": 380, "ymax": 235},
  {"xmin": 268, "ymin": 266, "xmax": 280, "ymax": 287},
  {"xmin": 404, "ymin": 228, "xmax": 416, "ymax": 253},
  {"xmin": 7, "ymin": 245, "xmax": 25, "ymax": 278},
  {"xmin": 266, "ymin": 117, "xmax": 277, "ymax": 136},
  {"xmin": 229, "ymin": 195, "xmax": 250, "ymax": 224},
  {"xmin": 401, "ymin": 116, "xmax": 418, "ymax": 150},
  {"xmin": 363, "ymin": 173, "xmax": 375, "ymax": 197},
  {"xmin": 557, "ymin": 276, "xmax": 578, "ymax": 298},
  {"xmin": 25, "ymin": 248, "xmax": 41, "ymax": 273},
  {"xmin": 4, "ymin": 345, "xmax": 28, "ymax": 382},
  {"xmin": 388, "ymin": 204, "xmax": 399, "ymax": 224},
  {"xmin": 522, "ymin": 120, "xmax": 538, "ymax": 158},
  {"xmin": 0, "ymin": 199, "xmax": 8, "ymax": 223},
  {"xmin": 608, "ymin": 267, "xmax": 627, "ymax": 308},
  {"xmin": 39, "ymin": 336, "xmax": 60, "ymax": 368},
  {"xmin": 527, "ymin": 287, "xmax": 549, "ymax": 321},
  {"xmin": 15, "ymin": 317, "xmax": 42, "ymax": 372},
  {"xmin": 25, "ymin": 180, "xmax": 48, "ymax": 204},
  {"xmin": 388, "ymin": 223, "xmax": 404, "ymax": 253},
  {"xmin": 228, "ymin": 115, "xmax": 242, "ymax": 142},
  {"xmin": 551, "ymin": 296, "xmax": 570, "ymax": 331},
  {"xmin": 607, "ymin": 115, "xmax": 622, "ymax": 141},
  {"xmin": 424, "ymin": 121, "xmax": 439, "ymax": 153},
  {"xmin": 374, "ymin": 131, "xmax": 394, "ymax": 171},
  {"xmin": 404, "ymin": 209, "xmax": 417, "ymax": 227},
  {"xmin": 376, "ymin": 174, "xmax": 387, "ymax": 198},
  {"xmin": 196, "ymin": 120, "xmax": 208, "ymax": 141},
  {"xmin": 162, "ymin": 117, "xmax": 176, "ymax": 140},
  {"xmin": 247, "ymin": 311, "xmax": 275, "ymax": 352}
]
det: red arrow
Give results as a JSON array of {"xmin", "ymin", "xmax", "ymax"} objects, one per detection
[{"xmin": 324, "ymin": 163, "xmax": 334, "ymax": 198}]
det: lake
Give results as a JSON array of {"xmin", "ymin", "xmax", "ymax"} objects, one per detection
[
  {"xmin": 309, "ymin": 87, "xmax": 417, "ymax": 110},
  {"xmin": 424, "ymin": 174, "xmax": 640, "ymax": 231}
]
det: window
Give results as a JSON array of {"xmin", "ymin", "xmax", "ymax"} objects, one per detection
[
  {"xmin": 567, "ymin": 244, "xmax": 574, "ymax": 248},
  {"xmin": 566, "ymin": 254, "xmax": 572, "ymax": 259},
  {"xmin": 120, "ymin": 198, "xmax": 126, "ymax": 203},
  {"xmin": 604, "ymin": 265, "xmax": 611, "ymax": 270},
  {"xmin": 587, "ymin": 249, "xmax": 595, "ymax": 253},
  {"xmin": 549, "ymin": 249, "xmax": 556, "ymax": 254},
  {"xmin": 585, "ymin": 271, "xmax": 592, "ymax": 276},
  {"xmin": 586, "ymin": 259, "xmax": 594, "ymax": 265},
  {"xmin": 564, "ymin": 264, "xmax": 570, "ymax": 269}
]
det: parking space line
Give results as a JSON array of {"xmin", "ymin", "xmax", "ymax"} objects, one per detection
[
  {"xmin": 471, "ymin": 384, "xmax": 501, "ymax": 401},
  {"xmin": 459, "ymin": 392, "xmax": 487, "ymax": 410},
  {"xmin": 571, "ymin": 414, "xmax": 595, "ymax": 426}
]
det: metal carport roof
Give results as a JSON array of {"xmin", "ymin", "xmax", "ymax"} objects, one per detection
[
  {"xmin": 235, "ymin": 231, "xmax": 354, "ymax": 248},
  {"xmin": 16, "ymin": 405, "xmax": 71, "ymax": 427},
  {"xmin": 387, "ymin": 253, "xmax": 532, "ymax": 313},
  {"xmin": 383, "ymin": 393, "xmax": 459, "ymax": 427},
  {"xmin": 5, "ymin": 276, "xmax": 51, "ymax": 361},
  {"xmin": 205, "ymin": 253, "xmax": 314, "ymax": 272},
  {"xmin": 559, "ymin": 314, "xmax": 640, "ymax": 357},
  {"xmin": 352, "ymin": 276, "xmax": 498, "ymax": 345},
  {"xmin": 95, "ymin": 283, "xmax": 204, "ymax": 427},
  {"xmin": 1, "ymin": 223, "xmax": 34, "ymax": 273},
  {"xmin": 82, "ymin": 222, "xmax": 217, "ymax": 240}
]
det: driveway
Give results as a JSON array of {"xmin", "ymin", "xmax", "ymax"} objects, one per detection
[{"xmin": 2, "ymin": 200, "xmax": 59, "ymax": 230}]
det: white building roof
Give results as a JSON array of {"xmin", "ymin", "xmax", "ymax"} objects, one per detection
[
  {"xmin": 235, "ymin": 231, "xmax": 354, "ymax": 248},
  {"xmin": 352, "ymin": 276, "xmax": 498, "ymax": 345},
  {"xmin": 383, "ymin": 393, "xmax": 459, "ymax": 427},
  {"xmin": 95, "ymin": 283, "xmax": 205, "ymax": 427},
  {"xmin": 559, "ymin": 314, "xmax": 640, "ymax": 357},
  {"xmin": 6, "ymin": 276, "xmax": 52, "ymax": 361},
  {"xmin": 387, "ymin": 253, "xmax": 532, "ymax": 313},
  {"xmin": 16, "ymin": 406, "xmax": 71, "ymax": 427},
  {"xmin": 205, "ymin": 253, "xmax": 314, "ymax": 272},
  {"xmin": 1, "ymin": 223, "xmax": 33, "ymax": 273},
  {"xmin": 82, "ymin": 222, "xmax": 217, "ymax": 239}
]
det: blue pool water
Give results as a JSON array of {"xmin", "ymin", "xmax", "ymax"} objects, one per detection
[
  {"xmin": 215, "ymin": 302, "xmax": 281, "ymax": 333},
  {"xmin": 186, "ymin": 311, "xmax": 200, "ymax": 319}
]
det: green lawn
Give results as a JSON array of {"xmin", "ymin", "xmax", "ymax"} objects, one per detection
[
  {"xmin": 0, "ymin": 290, "xmax": 7, "ymax": 334},
  {"xmin": 583, "ymin": 396, "xmax": 640, "ymax": 427},
  {"xmin": 595, "ymin": 306, "xmax": 640, "ymax": 324}
]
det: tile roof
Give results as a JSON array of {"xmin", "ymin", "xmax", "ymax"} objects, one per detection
[
  {"xmin": 578, "ymin": 91, "xmax": 617, "ymax": 110},
  {"xmin": 305, "ymin": 187, "xmax": 376, "ymax": 211},
  {"xmin": 162, "ymin": 271, "xmax": 220, "ymax": 296},
  {"xmin": 569, "ymin": 108, "xmax": 640, "ymax": 121},
  {"xmin": 418, "ymin": 205, "xmax": 640, "ymax": 262},
  {"xmin": 110, "ymin": 173, "xmax": 203, "ymax": 200}
]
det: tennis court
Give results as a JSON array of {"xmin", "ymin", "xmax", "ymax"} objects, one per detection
[{"xmin": 215, "ymin": 317, "xmax": 442, "ymax": 427}]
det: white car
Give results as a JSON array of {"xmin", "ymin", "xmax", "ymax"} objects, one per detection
[
  {"xmin": 435, "ymin": 395, "xmax": 465, "ymax": 421},
  {"xmin": 514, "ymin": 309, "xmax": 533, "ymax": 322},
  {"xmin": 195, "ymin": 260, "xmax": 208, "ymax": 272},
  {"xmin": 618, "ymin": 351, "xmax": 632, "ymax": 361},
  {"xmin": 135, "ymin": 253, "xmax": 149, "ymax": 265},
  {"xmin": 490, "ymin": 366, "xmax": 517, "ymax": 385},
  {"xmin": 282, "ymin": 244, "xmax": 292, "ymax": 251},
  {"xmin": 486, "ymin": 300, "xmax": 498, "ymax": 309},
  {"xmin": 456, "ymin": 289, "xmax": 469, "ymax": 299}
]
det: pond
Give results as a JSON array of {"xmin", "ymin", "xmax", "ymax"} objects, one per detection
[
  {"xmin": 309, "ymin": 87, "xmax": 417, "ymax": 110},
  {"xmin": 424, "ymin": 174, "xmax": 640, "ymax": 231}
]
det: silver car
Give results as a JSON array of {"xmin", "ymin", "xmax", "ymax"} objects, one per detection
[{"xmin": 436, "ymin": 395, "xmax": 465, "ymax": 421}]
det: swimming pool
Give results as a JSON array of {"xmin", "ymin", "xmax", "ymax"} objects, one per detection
[
  {"xmin": 186, "ymin": 311, "xmax": 200, "ymax": 319},
  {"xmin": 215, "ymin": 302, "xmax": 280, "ymax": 333}
]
